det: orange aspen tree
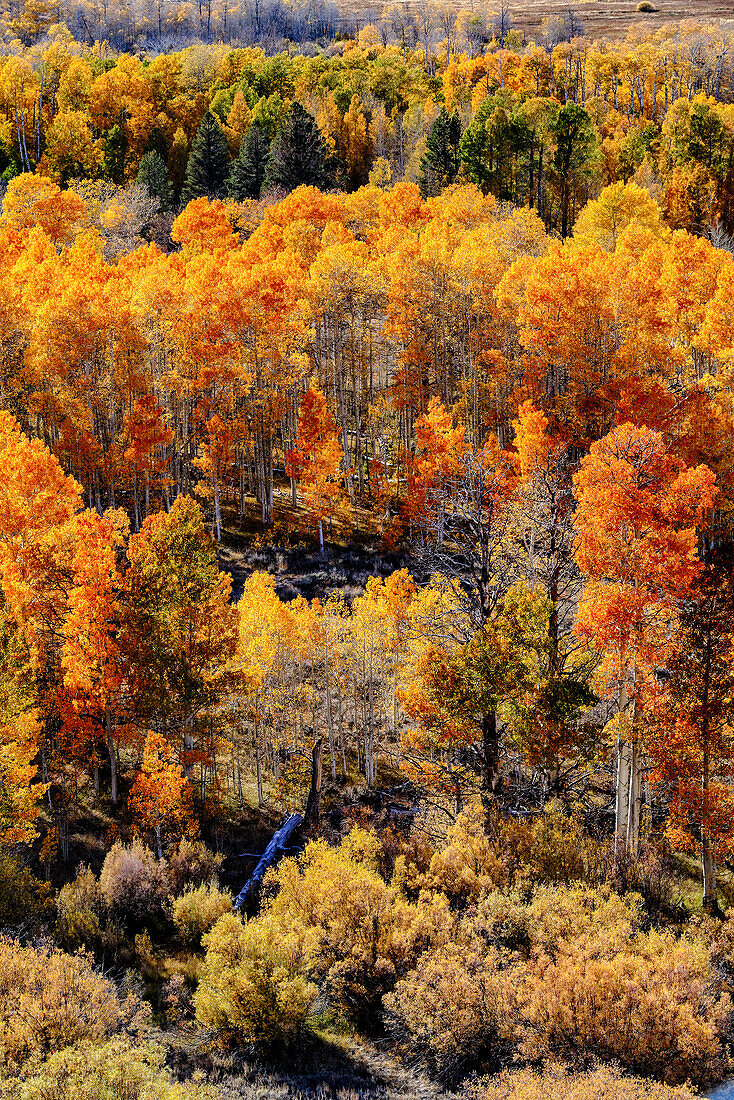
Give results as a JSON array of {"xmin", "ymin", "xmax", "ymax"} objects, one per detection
[
  {"xmin": 130, "ymin": 731, "xmax": 195, "ymax": 858},
  {"xmin": 61, "ymin": 510, "xmax": 124, "ymax": 803},
  {"xmin": 647, "ymin": 552, "xmax": 734, "ymax": 913},
  {"xmin": 286, "ymin": 385, "xmax": 350, "ymax": 557},
  {"xmin": 574, "ymin": 423, "xmax": 716, "ymax": 853},
  {"xmin": 193, "ymin": 414, "xmax": 234, "ymax": 543},
  {"xmin": 510, "ymin": 401, "xmax": 594, "ymax": 785},
  {"xmin": 122, "ymin": 395, "xmax": 174, "ymax": 530},
  {"xmin": 406, "ymin": 397, "xmax": 467, "ymax": 544}
]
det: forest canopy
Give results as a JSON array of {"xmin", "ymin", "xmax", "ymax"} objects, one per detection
[{"xmin": 4, "ymin": 8, "xmax": 734, "ymax": 1100}]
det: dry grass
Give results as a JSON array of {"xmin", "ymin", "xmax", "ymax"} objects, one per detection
[{"xmin": 212, "ymin": 1036, "xmax": 450, "ymax": 1100}]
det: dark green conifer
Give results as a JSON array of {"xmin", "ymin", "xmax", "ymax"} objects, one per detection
[
  {"xmin": 263, "ymin": 102, "xmax": 335, "ymax": 194},
  {"xmin": 137, "ymin": 150, "xmax": 174, "ymax": 212},
  {"xmin": 418, "ymin": 108, "xmax": 462, "ymax": 197},
  {"xmin": 180, "ymin": 111, "xmax": 231, "ymax": 204},
  {"xmin": 226, "ymin": 119, "xmax": 270, "ymax": 201},
  {"xmin": 103, "ymin": 124, "xmax": 127, "ymax": 186}
]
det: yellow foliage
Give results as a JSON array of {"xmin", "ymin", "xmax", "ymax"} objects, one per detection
[
  {"xmin": 517, "ymin": 927, "xmax": 732, "ymax": 1086},
  {"xmin": 194, "ymin": 909, "xmax": 316, "ymax": 1046},
  {"xmin": 8, "ymin": 1038, "xmax": 214, "ymax": 1100},
  {"xmin": 266, "ymin": 829, "xmax": 455, "ymax": 1025},
  {"xmin": 385, "ymin": 942, "xmax": 519, "ymax": 1084},
  {"xmin": 171, "ymin": 881, "xmax": 232, "ymax": 946},
  {"xmin": 574, "ymin": 180, "xmax": 668, "ymax": 250},
  {"xmin": 470, "ymin": 1064, "xmax": 698, "ymax": 1100},
  {"xmin": 56, "ymin": 866, "xmax": 103, "ymax": 952},
  {"xmin": 0, "ymin": 938, "xmax": 150, "ymax": 1068}
]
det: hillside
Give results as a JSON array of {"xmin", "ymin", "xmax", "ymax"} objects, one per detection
[{"xmin": 4, "ymin": 10, "xmax": 734, "ymax": 1100}]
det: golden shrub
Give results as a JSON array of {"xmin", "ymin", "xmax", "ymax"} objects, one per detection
[
  {"xmin": 524, "ymin": 884, "xmax": 644, "ymax": 956},
  {"xmin": 0, "ymin": 855, "xmax": 50, "ymax": 930},
  {"xmin": 193, "ymin": 910, "xmax": 317, "ymax": 1047},
  {"xmin": 56, "ymin": 866, "xmax": 103, "ymax": 952},
  {"xmin": 425, "ymin": 803, "xmax": 606, "ymax": 905},
  {"xmin": 426, "ymin": 804, "xmax": 508, "ymax": 902},
  {"xmin": 384, "ymin": 942, "xmax": 519, "ymax": 1083},
  {"xmin": 266, "ymin": 830, "xmax": 455, "ymax": 1025},
  {"xmin": 171, "ymin": 881, "xmax": 232, "ymax": 946},
  {"xmin": 167, "ymin": 839, "xmax": 223, "ymax": 894},
  {"xmin": 517, "ymin": 929, "xmax": 732, "ymax": 1087},
  {"xmin": 470, "ymin": 1063, "xmax": 697, "ymax": 1100},
  {"xmin": 0, "ymin": 938, "xmax": 150, "ymax": 1068},
  {"xmin": 7, "ymin": 1038, "xmax": 213, "ymax": 1100}
]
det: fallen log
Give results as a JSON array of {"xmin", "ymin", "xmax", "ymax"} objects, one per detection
[
  {"xmin": 233, "ymin": 737, "xmax": 324, "ymax": 913},
  {"xmin": 233, "ymin": 812, "xmax": 303, "ymax": 912}
]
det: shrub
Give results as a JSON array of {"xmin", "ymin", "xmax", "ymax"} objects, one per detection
[
  {"xmin": 267, "ymin": 830, "xmax": 454, "ymax": 1026},
  {"xmin": 504, "ymin": 802, "xmax": 606, "ymax": 888},
  {"xmin": 194, "ymin": 910, "xmax": 317, "ymax": 1048},
  {"xmin": 425, "ymin": 803, "xmax": 606, "ymax": 905},
  {"xmin": 470, "ymin": 1064, "xmax": 696, "ymax": 1100},
  {"xmin": 162, "ymin": 973, "xmax": 194, "ymax": 1026},
  {"xmin": 171, "ymin": 882, "xmax": 232, "ymax": 946},
  {"xmin": 56, "ymin": 866, "xmax": 103, "ymax": 952},
  {"xmin": 384, "ymin": 942, "xmax": 518, "ymax": 1085},
  {"xmin": 0, "ymin": 855, "xmax": 50, "ymax": 931},
  {"xmin": 517, "ymin": 929, "xmax": 732, "ymax": 1087},
  {"xmin": 524, "ymin": 884, "xmax": 644, "ymax": 957},
  {"xmin": 459, "ymin": 890, "xmax": 530, "ymax": 955},
  {"xmin": 0, "ymin": 938, "xmax": 150, "ymax": 1068},
  {"xmin": 8, "ymin": 1038, "xmax": 213, "ymax": 1099},
  {"xmin": 99, "ymin": 838, "xmax": 170, "ymax": 926},
  {"xmin": 636, "ymin": 1, "xmax": 657, "ymax": 10},
  {"xmin": 168, "ymin": 838, "xmax": 222, "ymax": 894},
  {"xmin": 427, "ymin": 804, "xmax": 508, "ymax": 902}
]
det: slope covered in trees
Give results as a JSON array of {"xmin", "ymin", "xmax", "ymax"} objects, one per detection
[{"xmin": 5, "ymin": 10, "xmax": 734, "ymax": 1100}]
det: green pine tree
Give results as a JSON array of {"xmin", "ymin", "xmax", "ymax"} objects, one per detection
[
  {"xmin": 103, "ymin": 124, "xmax": 127, "ymax": 186},
  {"xmin": 180, "ymin": 112, "xmax": 231, "ymax": 205},
  {"xmin": 263, "ymin": 102, "xmax": 336, "ymax": 194},
  {"xmin": 226, "ymin": 119, "xmax": 270, "ymax": 201},
  {"xmin": 137, "ymin": 150, "xmax": 174, "ymax": 212},
  {"xmin": 418, "ymin": 108, "xmax": 462, "ymax": 198}
]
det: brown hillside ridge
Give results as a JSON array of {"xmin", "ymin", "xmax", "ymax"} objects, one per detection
[{"xmin": 335, "ymin": 0, "xmax": 734, "ymax": 40}]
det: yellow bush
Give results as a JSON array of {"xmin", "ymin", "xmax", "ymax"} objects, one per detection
[
  {"xmin": 266, "ymin": 830, "xmax": 454, "ymax": 1025},
  {"xmin": 0, "ymin": 938, "xmax": 150, "ymax": 1068},
  {"xmin": 0, "ymin": 855, "xmax": 50, "ymax": 930},
  {"xmin": 504, "ymin": 802, "xmax": 606, "ymax": 888},
  {"xmin": 56, "ymin": 866, "xmax": 103, "ymax": 952},
  {"xmin": 524, "ymin": 884, "xmax": 644, "ymax": 956},
  {"xmin": 387, "ymin": 884, "xmax": 729, "ymax": 1087},
  {"xmin": 427, "ymin": 804, "xmax": 508, "ymax": 902},
  {"xmin": 517, "ymin": 929, "xmax": 732, "ymax": 1086},
  {"xmin": 171, "ymin": 882, "xmax": 232, "ymax": 946},
  {"xmin": 384, "ymin": 942, "xmax": 518, "ymax": 1084},
  {"xmin": 458, "ymin": 890, "xmax": 530, "ymax": 954},
  {"xmin": 470, "ymin": 1063, "xmax": 697, "ymax": 1100},
  {"xmin": 193, "ymin": 910, "xmax": 316, "ymax": 1047},
  {"xmin": 7, "ymin": 1038, "xmax": 214, "ymax": 1100},
  {"xmin": 425, "ymin": 803, "xmax": 606, "ymax": 905}
]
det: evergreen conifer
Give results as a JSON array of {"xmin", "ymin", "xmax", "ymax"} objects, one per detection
[
  {"xmin": 137, "ymin": 151, "xmax": 174, "ymax": 212},
  {"xmin": 180, "ymin": 112, "xmax": 231, "ymax": 204},
  {"xmin": 418, "ymin": 108, "xmax": 462, "ymax": 197},
  {"xmin": 226, "ymin": 119, "xmax": 270, "ymax": 201},
  {"xmin": 263, "ymin": 103, "xmax": 335, "ymax": 194}
]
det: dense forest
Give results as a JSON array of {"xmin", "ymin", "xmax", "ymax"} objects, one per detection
[{"xmin": 5, "ymin": 5, "xmax": 734, "ymax": 1100}]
